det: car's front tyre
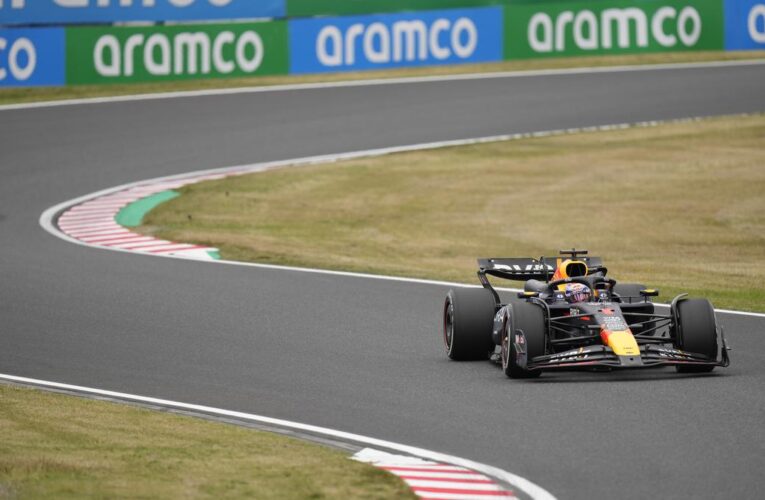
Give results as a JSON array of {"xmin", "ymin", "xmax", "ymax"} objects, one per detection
[
  {"xmin": 443, "ymin": 288, "xmax": 495, "ymax": 361},
  {"xmin": 501, "ymin": 302, "xmax": 545, "ymax": 378},
  {"xmin": 673, "ymin": 298, "xmax": 718, "ymax": 373}
]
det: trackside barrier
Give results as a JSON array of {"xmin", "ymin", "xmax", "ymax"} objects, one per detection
[
  {"xmin": 65, "ymin": 21, "xmax": 288, "ymax": 85},
  {"xmin": 504, "ymin": 0, "xmax": 724, "ymax": 59},
  {"xmin": 0, "ymin": 1, "xmax": 760, "ymax": 88},
  {"xmin": 0, "ymin": 0, "xmax": 286, "ymax": 26},
  {"xmin": 286, "ymin": 0, "xmax": 504, "ymax": 18},
  {"xmin": 288, "ymin": 7, "xmax": 504, "ymax": 74},
  {"xmin": 724, "ymin": 0, "xmax": 765, "ymax": 49},
  {"xmin": 0, "ymin": 27, "xmax": 64, "ymax": 87}
]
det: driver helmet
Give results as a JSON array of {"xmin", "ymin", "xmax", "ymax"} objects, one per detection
[
  {"xmin": 564, "ymin": 282, "xmax": 592, "ymax": 303},
  {"xmin": 553, "ymin": 259, "xmax": 592, "ymax": 303}
]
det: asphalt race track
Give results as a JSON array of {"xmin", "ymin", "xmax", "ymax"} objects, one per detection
[{"xmin": 2, "ymin": 63, "xmax": 765, "ymax": 499}]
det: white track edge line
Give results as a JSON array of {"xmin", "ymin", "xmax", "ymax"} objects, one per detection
[
  {"xmin": 0, "ymin": 373, "xmax": 554, "ymax": 500},
  {"xmin": 39, "ymin": 113, "xmax": 765, "ymax": 319},
  {"xmin": 4, "ymin": 58, "xmax": 765, "ymax": 112}
]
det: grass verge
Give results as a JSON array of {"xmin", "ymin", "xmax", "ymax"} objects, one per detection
[
  {"xmin": 1, "ymin": 51, "xmax": 764, "ymax": 105},
  {"xmin": 0, "ymin": 384, "xmax": 415, "ymax": 499},
  {"xmin": 138, "ymin": 114, "xmax": 765, "ymax": 312}
]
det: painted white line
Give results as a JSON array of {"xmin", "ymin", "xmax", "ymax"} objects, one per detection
[
  {"xmin": 405, "ymin": 480, "xmax": 504, "ymax": 490},
  {"xmin": 80, "ymin": 235, "xmax": 145, "ymax": 244},
  {"xmin": 93, "ymin": 196, "xmax": 142, "ymax": 202},
  {"xmin": 396, "ymin": 474, "xmax": 492, "ymax": 484},
  {"xmin": 66, "ymin": 228, "xmax": 129, "ymax": 237},
  {"xmin": 149, "ymin": 245, "xmax": 208, "ymax": 254},
  {"xmin": 132, "ymin": 242, "xmax": 194, "ymax": 251},
  {"xmin": 53, "ymin": 183, "xmax": 216, "ymax": 258},
  {"xmin": 60, "ymin": 217, "xmax": 120, "ymax": 224},
  {"xmin": 38, "ymin": 114, "xmax": 765, "ymax": 319},
  {"xmin": 3, "ymin": 59, "xmax": 764, "ymax": 112},
  {"xmin": 60, "ymin": 218, "xmax": 114, "ymax": 225},
  {"xmin": 354, "ymin": 449, "xmax": 515, "ymax": 499},
  {"xmin": 59, "ymin": 223, "xmax": 120, "ymax": 231},
  {"xmin": 415, "ymin": 492, "xmax": 514, "ymax": 500},
  {"xmin": 390, "ymin": 472, "xmax": 488, "ymax": 480},
  {"xmin": 60, "ymin": 213, "xmax": 114, "ymax": 220},
  {"xmin": 69, "ymin": 232, "xmax": 130, "ymax": 240},
  {"xmin": 66, "ymin": 227, "xmax": 121, "ymax": 233},
  {"xmin": 116, "ymin": 240, "xmax": 174, "ymax": 250},
  {"xmin": 68, "ymin": 206, "xmax": 126, "ymax": 212},
  {"xmin": 89, "ymin": 236, "xmax": 155, "ymax": 245},
  {"xmin": 387, "ymin": 468, "xmax": 479, "ymax": 475},
  {"xmin": 383, "ymin": 465, "xmax": 473, "ymax": 472},
  {"xmin": 0, "ymin": 373, "xmax": 553, "ymax": 500}
]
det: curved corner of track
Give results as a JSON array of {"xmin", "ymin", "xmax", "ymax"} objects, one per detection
[{"xmin": 36, "ymin": 158, "xmax": 560, "ymax": 500}]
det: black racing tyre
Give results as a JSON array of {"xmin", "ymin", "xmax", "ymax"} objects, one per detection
[
  {"xmin": 673, "ymin": 298, "xmax": 718, "ymax": 373},
  {"xmin": 613, "ymin": 283, "xmax": 646, "ymax": 304},
  {"xmin": 501, "ymin": 302, "xmax": 546, "ymax": 378},
  {"xmin": 443, "ymin": 288, "xmax": 496, "ymax": 361}
]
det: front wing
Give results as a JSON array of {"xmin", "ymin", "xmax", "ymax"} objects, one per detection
[{"xmin": 527, "ymin": 343, "xmax": 730, "ymax": 371}]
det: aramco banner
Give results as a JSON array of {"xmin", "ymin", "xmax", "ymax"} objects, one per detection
[
  {"xmin": 0, "ymin": 27, "xmax": 64, "ymax": 87},
  {"xmin": 289, "ymin": 6, "xmax": 503, "ymax": 74},
  {"xmin": 0, "ymin": 0, "xmax": 285, "ymax": 26},
  {"xmin": 504, "ymin": 0, "xmax": 724, "ymax": 59},
  {"xmin": 724, "ymin": 0, "xmax": 765, "ymax": 49},
  {"xmin": 286, "ymin": 0, "xmax": 502, "ymax": 18},
  {"xmin": 66, "ymin": 21, "xmax": 288, "ymax": 84}
]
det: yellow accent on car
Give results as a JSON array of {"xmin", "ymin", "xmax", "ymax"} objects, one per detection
[{"xmin": 606, "ymin": 330, "xmax": 640, "ymax": 356}]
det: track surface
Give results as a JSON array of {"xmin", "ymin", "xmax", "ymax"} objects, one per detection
[{"xmin": 2, "ymin": 64, "xmax": 765, "ymax": 499}]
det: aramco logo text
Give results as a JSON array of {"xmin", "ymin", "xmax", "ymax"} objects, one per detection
[{"xmin": 528, "ymin": 6, "xmax": 702, "ymax": 52}]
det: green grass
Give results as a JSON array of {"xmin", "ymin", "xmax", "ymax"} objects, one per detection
[
  {"xmin": 0, "ymin": 384, "xmax": 415, "ymax": 499},
  {"xmin": 138, "ymin": 114, "xmax": 765, "ymax": 312},
  {"xmin": 1, "ymin": 51, "xmax": 764, "ymax": 105}
]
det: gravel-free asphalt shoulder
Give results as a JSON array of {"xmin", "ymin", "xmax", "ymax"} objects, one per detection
[{"xmin": 1, "ymin": 63, "xmax": 764, "ymax": 500}]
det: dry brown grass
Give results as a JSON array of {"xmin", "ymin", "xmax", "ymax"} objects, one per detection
[
  {"xmin": 0, "ymin": 384, "xmax": 415, "ymax": 499},
  {"xmin": 1, "ymin": 51, "xmax": 763, "ymax": 105},
  {"xmin": 139, "ymin": 114, "xmax": 765, "ymax": 311}
]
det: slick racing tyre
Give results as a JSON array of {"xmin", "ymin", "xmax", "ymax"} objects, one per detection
[
  {"xmin": 443, "ymin": 288, "xmax": 495, "ymax": 361},
  {"xmin": 673, "ymin": 298, "xmax": 718, "ymax": 373},
  {"xmin": 501, "ymin": 302, "xmax": 545, "ymax": 378}
]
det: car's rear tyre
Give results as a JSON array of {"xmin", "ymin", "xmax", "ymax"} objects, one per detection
[
  {"xmin": 443, "ymin": 288, "xmax": 496, "ymax": 361},
  {"xmin": 673, "ymin": 298, "xmax": 718, "ymax": 373},
  {"xmin": 501, "ymin": 302, "xmax": 546, "ymax": 378}
]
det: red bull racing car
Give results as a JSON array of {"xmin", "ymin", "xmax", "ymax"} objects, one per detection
[{"xmin": 442, "ymin": 249, "xmax": 730, "ymax": 378}]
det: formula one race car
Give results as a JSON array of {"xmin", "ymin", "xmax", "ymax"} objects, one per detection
[{"xmin": 442, "ymin": 249, "xmax": 730, "ymax": 378}]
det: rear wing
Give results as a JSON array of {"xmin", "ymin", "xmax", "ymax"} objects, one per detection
[{"xmin": 477, "ymin": 256, "xmax": 605, "ymax": 282}]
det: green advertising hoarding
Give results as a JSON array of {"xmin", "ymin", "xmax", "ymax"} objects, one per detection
[
  {"xmin": 504, "ymin": 0, "xmax": 724, "ymax": 59},
  {"xmin": 66, "ymin": 21, "xmax": 288, "ymax": 85}
]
